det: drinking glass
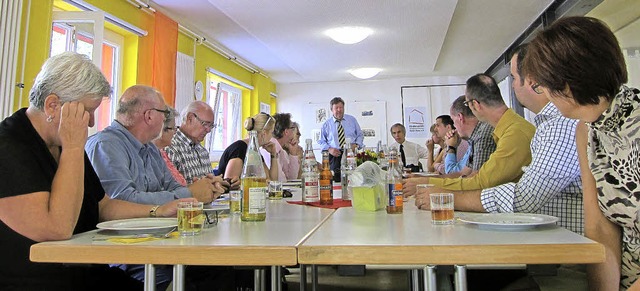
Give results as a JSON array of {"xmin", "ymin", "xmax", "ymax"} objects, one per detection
[
  {"xmin": 411, "ymin": 183, "xmax": 434, "ymax": 201},
  {"xmin": 268, "ymin": 180, "xmax": 283, "ymax": 200},
  {"xmin": 177, "ymin": 202, "xmax": 204, "ymax": 236},
  {"xmin": 429, "ymin": 193, "xmax": 454, "ymax": 225},
  {"xmin": 229, "ymin": 190, "xmax": 242, "ymax": 214}
]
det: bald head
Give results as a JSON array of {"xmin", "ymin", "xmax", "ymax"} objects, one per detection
[
  {"xmin": 116, "ymin": 85, "xmax": 163, "ymax": 125},
  {"xmin": 116, "ymin": 85, "xmax": 166, "ymax": 143}
]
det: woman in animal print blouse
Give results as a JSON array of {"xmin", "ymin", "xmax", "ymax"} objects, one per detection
[{"xmin": 523, "ymin": 16, "xmax": 640, "ymax": 290}]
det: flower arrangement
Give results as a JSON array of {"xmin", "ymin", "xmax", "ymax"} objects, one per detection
[{"xmin": 356, "ymin": 149, "xmax": 378, "ymax": 166}]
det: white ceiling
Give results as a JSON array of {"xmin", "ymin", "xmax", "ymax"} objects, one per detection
[{"xmin": 150, "ymin": 0, "xmax": 554, "ymax": 85}]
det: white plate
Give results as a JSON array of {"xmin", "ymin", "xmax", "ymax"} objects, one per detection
[
  {"xmin": 205, "ymin": 203, "xmax": 230, "ymax": 211},
  {"xmin": 458, "ymin": 213, "xmax": 559, "ymax": 230},
  {"xmin": 413, "ymin": 172, "xmax": 440, "ymax": 177},
  {"xmin": 96, "ymin": 218, "xmax": 177, "ymax": 231},
  {"xmin": 283, "ymin": 180, "xmax": 302, "ymax": 187}
]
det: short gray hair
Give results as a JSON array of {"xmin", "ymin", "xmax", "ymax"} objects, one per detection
[
  {"xmin": 390, "ymin": 123, "xmax": 406, "ymax": 134},
  {"xmin": 29, "ymin": 52, "xmax": 111, "ymax": 110},
  {"xmin": 164, "ymin": 107, "xmax": 179, "ymax": 127},
  {"xmin": 451, "ymin": 95, "xmax": 475, "ymax": 118},
  {"xmin": 179, "ymin": 101, "xmax": 210, "ymax": 124}
]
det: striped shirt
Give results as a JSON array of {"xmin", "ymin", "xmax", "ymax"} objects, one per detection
[
  {"xmin": 480, "ymin": 103, "xmax": 583, "ymax": 234},
  {"xmin": 318, "ymin": 114, "xmax": 364, "ymax": 150}
]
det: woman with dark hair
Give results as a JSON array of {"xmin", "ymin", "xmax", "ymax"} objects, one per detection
[{"xmin": 523, "ymin": 16, "xmax": 639, "ymax": 290}]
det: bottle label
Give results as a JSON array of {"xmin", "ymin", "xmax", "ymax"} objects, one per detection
[
  {"xmin": 303, "ymin": 180, "xmax": 319, "ymax": 201},
  {"xmin": 387, "ymin": 183, "xmax": 403, "ymax": 207},
  {"xmin": 248, "ymin": 187, "xmax": 266, "ymax": 214},
  {"xmin": 320, "ymin": 185, "xmax": 332, "ymax": 192}
]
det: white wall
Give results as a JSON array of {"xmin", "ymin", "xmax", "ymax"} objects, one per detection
[{"xmin": 277, "ymin": 75, "xmax": 467, "ymax": 150}]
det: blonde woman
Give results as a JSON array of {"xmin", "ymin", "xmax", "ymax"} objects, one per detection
[{"xmin": 217, "ymin": 113, "xmax": 278, "ymax": 189}]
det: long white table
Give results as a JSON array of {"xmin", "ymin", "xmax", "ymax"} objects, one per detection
[
  {"xmin": 30, "ymin": 199, "xmax": 334, "ymax": 291},
  {"xmin": 297, "ymin": 206, "xmax": 604, "ymax": 290}
]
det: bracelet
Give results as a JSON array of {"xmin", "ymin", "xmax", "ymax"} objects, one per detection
[
  {"xmin": 447, "ymin": 146, "xmax": 456, "ymax": 152},
  {"xmin": 149, "ymin": 205, "xmax": 160, "ymax": 217},
  {"xmin": 271, "ymin": 153, "xmax": 278, "ymax": 159}
]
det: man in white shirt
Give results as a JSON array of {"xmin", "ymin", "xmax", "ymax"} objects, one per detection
[{"xmin": 389, "ymin": 123, "xmax": 429, "ymax": 171}]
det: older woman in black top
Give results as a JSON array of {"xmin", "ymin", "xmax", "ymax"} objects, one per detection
[{"xmin": 0, "ymin": 52, "xmax": 190, "ymax": 290}]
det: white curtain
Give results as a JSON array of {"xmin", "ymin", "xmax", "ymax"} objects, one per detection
[
  {"xmin": 175, "ymin": 52, "xmax": 195, "ymax": 117},
  {"xmin": 0, "ymin": 0, "xmax": 24, "ymax": 119}
]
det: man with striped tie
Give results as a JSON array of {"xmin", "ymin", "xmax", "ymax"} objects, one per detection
[{"xmin": 318, "ymin": 97, "xmax": 364, "ymax": 181}]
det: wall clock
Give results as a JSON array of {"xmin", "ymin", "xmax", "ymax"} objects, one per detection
[{"xmin": 194, "ymin": 80, "xmax": 204, "ymax": 100}]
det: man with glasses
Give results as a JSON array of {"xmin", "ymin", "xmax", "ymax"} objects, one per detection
[
  {"xmin": 86, "ymin": 86, "xmax": 223, "ymax": 205},
  {"xmin": 405, "ymin": 74, "xmax": 535, "ymax": 195},
  {"xmin": 439, "ymin": 97, "xmax": 495, "ymax": 176},
  {"xmin": 85, "ymin": 85, "xmax": 227, "ymax": 288},
  {"xmin": 166, "ymin": 101, "xmax": 220, "ymax": 185}
]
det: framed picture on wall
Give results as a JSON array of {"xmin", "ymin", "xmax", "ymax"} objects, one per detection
[{"xmin": 260, "ymin": 102, "xmax": 271, "ymax": 114}]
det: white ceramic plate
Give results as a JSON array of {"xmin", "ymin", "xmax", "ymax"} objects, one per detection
[
  {"xmin": 205, "ymin": 203, "xmax": 230, "ymax": 211},
  {"xmin": 96, "ymin": 218, "xmax": 177, "ymax": 231},
  {"xmin": 458, "ymin": 213, "xmax": 559, "ymax": 230},
  {"xmin": 413, "ymin": 172, "xmax": 440, "ymax": 177},
  {"xmin": 283, "ymin": 180, "xmax": 302, "ymax": 187}
]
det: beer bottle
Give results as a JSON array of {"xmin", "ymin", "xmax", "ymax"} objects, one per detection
[
  {"xmin": 241, "ymin": 130, "xmax": 267, "ymax": 221},
  {"xmin": 319, "ymin": 151, "xmax": 334, "ymax": 205},
  {"xmin": 386, "ymin": 146, "xmax": 403, "ymax": 214}
]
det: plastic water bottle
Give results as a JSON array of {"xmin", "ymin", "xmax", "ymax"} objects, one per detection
[{"xmin": 340, "ymin": 138, "xmax": 354, "ymax": 200}]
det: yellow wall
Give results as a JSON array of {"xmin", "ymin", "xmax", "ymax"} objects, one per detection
[
  {"xmin": 14, "ymin": 0, "xmax": 54, "ymax": 110},
  {"xmin": 81, "ymin": 0, "xmax": 155, "ymax": 86},
  {"xmin": 177, "ymin": 31, "xmax": 277, "ymax": 137},
  {"xmin": 177, "ymin": 32, "xmax": 195, "ymax": 57},
  {"xmin": 14, "ymin": 0, "xmax": 276, "ymax": 120}
]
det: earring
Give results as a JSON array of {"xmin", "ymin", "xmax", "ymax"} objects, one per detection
[{"xmin": 46, "ymin": 115, "xmax": 53, "ymax": 123}]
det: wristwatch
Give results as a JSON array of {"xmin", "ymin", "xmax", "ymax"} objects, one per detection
[{"xmin": 149, "ymin": 205, "xmax": 160, "ymax": 217}]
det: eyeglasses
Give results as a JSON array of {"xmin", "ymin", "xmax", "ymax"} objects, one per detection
[
  {"xmin": 463, "ymin": 99, "xmax": 477, "ymax": 107},
  {"xmin": 149, "ymin": 108, "xmax": 171, "ymax": 119},
  {"xmin": 531, "ymin": 83, "xmax": 543, "ymax": 94},
  {"xmin": 192, "ymin": 113, "xmax": 214, "ymax": 130}
]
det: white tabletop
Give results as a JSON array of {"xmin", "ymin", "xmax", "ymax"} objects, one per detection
[
  {"xmin": 31, "ymin": 199, "xmax": 335, "ymax": 266},
  {"xmin": 298, "ymin": 205, "xmax": 604, "ymax": 265}
]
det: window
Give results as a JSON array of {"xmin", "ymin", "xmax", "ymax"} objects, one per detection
[
  {"xmin": 205, "ymin": 79, "xmax": 242, "ymax": 161},
  {"xmin": 50, "ymin": 11, "xmax": 123, "ymax": 135}
]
